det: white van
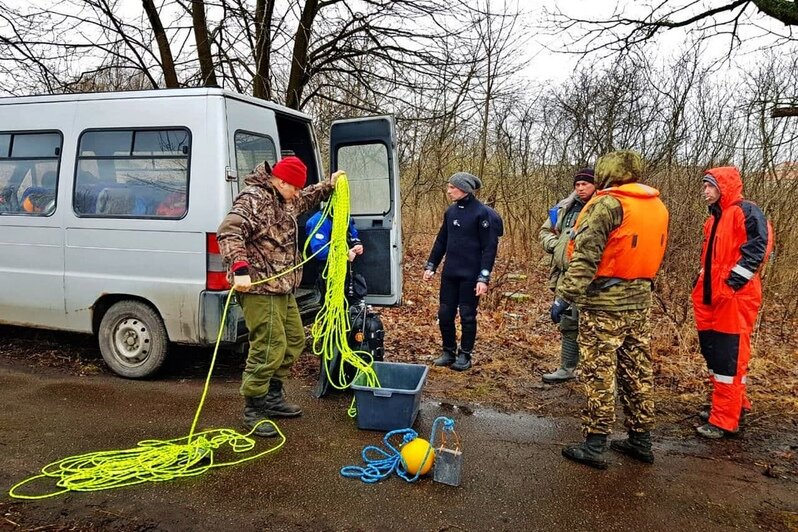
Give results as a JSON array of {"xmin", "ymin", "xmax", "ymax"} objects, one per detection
[{"xmin": 0, "ymin": 88, "xmax": 403, "ymax": 378}]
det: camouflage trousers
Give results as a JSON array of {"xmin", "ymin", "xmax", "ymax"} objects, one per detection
[{"xmin": 577, "ymin": 307, "xmax": 655, "ymax": 435}]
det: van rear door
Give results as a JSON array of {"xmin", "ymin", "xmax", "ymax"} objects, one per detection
[{"xmin": 329, "ymin": 116, "xmax": 402, "ymax": 306}]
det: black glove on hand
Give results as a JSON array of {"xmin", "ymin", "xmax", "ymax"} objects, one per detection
[
  {"xmin": 726, "ymin": 271, "xmax": 748, "ymax": 291},
  {"xmin": 550, "ymin": 297, "xmax": 571, "ymax": 324}
]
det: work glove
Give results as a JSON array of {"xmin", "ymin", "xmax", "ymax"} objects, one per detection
[
  {"xmin": 550, "ymin": 297, "xmax": 571, "ymax": 324},
  {"xmin": 233, "ymin": 274, "xmax": 252, "ymax": 292}
]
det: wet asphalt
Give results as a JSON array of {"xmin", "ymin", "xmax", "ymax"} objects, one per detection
[{"xmin": 1, "ymin": 363, "xmax": 796, "ymax": 531}]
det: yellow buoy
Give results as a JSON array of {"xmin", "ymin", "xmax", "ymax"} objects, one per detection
[{"xmin": 400, "ymin": 438, "xmax": 435, "ymax": 475}]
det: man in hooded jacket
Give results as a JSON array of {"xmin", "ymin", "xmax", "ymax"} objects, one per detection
[
  {"xmin": 691, "ymin": 167, "xmax": 773, "ymax": 439},
  {"xmin": 552, "ymin": 150, "xmax": 669, "ymax": 469},
  {"xmin": 539, "ymin": 168, "xmax": 596, "ymax": 383}
]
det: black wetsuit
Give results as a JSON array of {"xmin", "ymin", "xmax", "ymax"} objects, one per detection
[{"xmin": 426, "ymin": 194, "xmax": 500, "ymax": 354}]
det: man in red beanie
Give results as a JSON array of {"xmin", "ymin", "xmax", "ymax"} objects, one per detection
[{"xmin": 217, "ymin": 156, "xmax": 343, "ymax": 437}]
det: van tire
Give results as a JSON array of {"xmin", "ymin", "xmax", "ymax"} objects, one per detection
[{"xmin": 98, "ymin": 300, "xmax": 168, "ymax": 379}]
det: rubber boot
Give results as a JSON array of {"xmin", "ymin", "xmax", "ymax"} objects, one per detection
[
  {"xmin": 243, "ymin": 395, "xmax": 279, "ymax": 438},
  {"xmin": 610, "ymin": 430, "xmax": 654, "ymax": 464},
  {"xmin": 450, "ymin": 349, "xmax": 472, "ymax": 372},
  {"xmin": 433, "ymin": 347, "xmax": 457, "ymax": 367},
  {"xmin": 263, "ymin": 379, "xmax": 302, "ymax": 418},
  {"xmin": 542, "ymin": 335, "xmax": 579, "ymax": 384},
  {"xmin": 562, "ymin": 433, "xmax": 608, "ymax": 470},
  {"xmin": 699, "ymin": 407, "xmax": 749, "ymax": 425}
]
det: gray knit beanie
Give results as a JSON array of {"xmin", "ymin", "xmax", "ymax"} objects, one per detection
[
  {"xmin": 448, "ymin": 172, "xmax": 482, "ymax": 194},
  {"xmin": 702, "ymin": 173, "xmax": 719, "ymax": 189}
]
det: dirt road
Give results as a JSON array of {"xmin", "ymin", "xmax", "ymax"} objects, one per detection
[{"xmin": 1, "ymin": 341, "xmax": 796, "ymax": 531}]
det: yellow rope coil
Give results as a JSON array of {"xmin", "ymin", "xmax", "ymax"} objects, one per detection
[
  {"xmin": 9, "ymin": 173, "xmax": 370, "ymax": 499},
  {"xmin": 305, "ymin": 174, "xmax": 380, "ymax": 416}
]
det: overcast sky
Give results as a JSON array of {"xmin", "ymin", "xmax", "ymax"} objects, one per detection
[{"xmin": 520, "ymin": 1, "xmax": 793, "ymax": 84}]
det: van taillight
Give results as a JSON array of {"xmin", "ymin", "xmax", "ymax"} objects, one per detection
[{"xmin": 206, "ymin": 233, "xmax": 231, "ymax": 291}]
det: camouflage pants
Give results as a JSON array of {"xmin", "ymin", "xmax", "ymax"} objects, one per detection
[{"xmin": 577, "ymin": 308, "xmax": 655, "ymax": 435}]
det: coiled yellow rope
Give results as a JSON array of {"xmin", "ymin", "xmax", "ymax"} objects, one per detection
[
  {"xmin": 8, "ymin": 174, "xmax": 370, "ymax": 499},
  {"xmin": 305, "ymin": 174, "xmax": 380, "ymax": 416}
]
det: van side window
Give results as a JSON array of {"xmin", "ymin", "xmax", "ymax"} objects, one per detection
[
  {"xmin": 234, "ymin": 131, "xmax": 276, "ymax": 190},
  {"xmin": 74, "ymin": 128, "xmax": 190, "ymax": 218},
  {"xmin": 0, "ymin": 131, "xmax": 61, "ymax": 216}
]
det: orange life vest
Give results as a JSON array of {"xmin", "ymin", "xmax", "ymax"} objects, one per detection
[{"xmin": 568, "ymin": 183, "xmax": 669, "ymax": 280}]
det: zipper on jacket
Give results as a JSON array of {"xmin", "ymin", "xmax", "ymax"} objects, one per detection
[{"xmin": 703, "ymin": 212, "xmax": 721, "ymax": 305}]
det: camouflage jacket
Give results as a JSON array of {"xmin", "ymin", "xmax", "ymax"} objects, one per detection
[
  {"xmin": 538, "ymin": 191, "xmax": 585, "ymax": 292},
  {"xmin": 556, "ymin": 194, "xmax": 654, "ymax": 311},
  {"xmin": 217, "ymin": 162, "xmax": 334, "ymax": 295}
]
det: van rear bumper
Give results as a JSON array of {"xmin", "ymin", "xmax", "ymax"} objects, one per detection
[{"xmin": 199, "ymin": 291, "xmax": 247, "ymax": 345}]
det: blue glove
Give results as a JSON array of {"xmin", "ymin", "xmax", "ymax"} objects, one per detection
[{"xmin": 550, "ymin": 297, "xmax": 571, "ymax": 324}]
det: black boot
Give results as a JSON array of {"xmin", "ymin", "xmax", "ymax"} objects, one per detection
[
  {"xmin": 433, "ymin": 347, "xmax": 457, "ymax": 367},
  {"xmin": 562, "ymin": 433, "xmax": 608, "ymax": 470},
  {"xmin": 450, "ymin": 350, "xmax": 472, "ymax": 371},
  {"xmin": 610, "ymin": 430, "xmax": 654, "ymax": 464},
  {"xmin": 243, "ymin": 395, "xmax": 279, "ymax": 438},
  {"xmin": 263, "ymin": 379, "xmax": 302, "ymax": 418}
]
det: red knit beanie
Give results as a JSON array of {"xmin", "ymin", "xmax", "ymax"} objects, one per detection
[{"xmin": 272, "ymin": 156, "xmax": 307, "ymax": 188}]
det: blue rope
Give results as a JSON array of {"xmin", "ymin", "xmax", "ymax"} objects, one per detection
[
  {"xmin": 429, "ymin": 416, "xmax": 455, "ymax": 448},
  {"xmin": 341, "ymin": 416, "xmax": 456, "ymax": 484}
]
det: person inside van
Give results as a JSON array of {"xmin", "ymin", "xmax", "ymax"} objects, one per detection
[
  {"xmin": 217, "ymin": 156, "xmax": 343, "ymax": 438},
  {"xmin": 305, "ymin": 208, "xmax": 364, "ymax": 303}
]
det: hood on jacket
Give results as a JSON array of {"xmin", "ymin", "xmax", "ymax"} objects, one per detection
[
  {"xmin": 244, "ymin": 161, "xmax": 273, "ymax": 187},
  {"xmin": 705, "ymin": 166, "xmax": 743, "ymax": 210},
  {"xmin": 595, "ymin": 150, "xmax": 643, "ymax": 189},
  {"xmin": 554, "ymin": 190, "xmax": 579, "ymax": 210}
]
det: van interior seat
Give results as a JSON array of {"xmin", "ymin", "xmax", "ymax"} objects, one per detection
[
  {"xmin": 75, "ymin": 183, "xmax": 105, "ymax": 214},
  {"xmin": 96, "ymin": 186, "xmax": 135, "ymax": 215},
  {"xmin": 20, "ymin": 186, "xmax": 54, "ymax": 213}
]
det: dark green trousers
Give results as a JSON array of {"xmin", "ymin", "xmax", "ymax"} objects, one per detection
[{"xmin": 239, "ymin": 293, "xmax": 305, "ymax": 398}]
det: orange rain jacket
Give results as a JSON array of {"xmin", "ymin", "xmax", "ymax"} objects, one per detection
[{"xmin": 691, "ymin": 166, "xmax": 773, "ymax": 431}]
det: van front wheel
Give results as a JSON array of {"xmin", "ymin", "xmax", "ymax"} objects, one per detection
[{"xmin": 98, "ymin": 301, "xmax": 168, "ymax": 379}]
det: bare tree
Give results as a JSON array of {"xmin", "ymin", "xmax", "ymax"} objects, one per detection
[
  {"xmin": 549, "ymin": 1, "xmax": 797, "ymax": 56},
  {"xmin": 143, "ymin": 0, "xmax": 179, "ymax": 88},
  {"xmin": 0, "ymin": 0, "xmax": 512, "ymax": 113}
]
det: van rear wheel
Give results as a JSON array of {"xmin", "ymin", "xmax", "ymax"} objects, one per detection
[{"xmin": 99, "ymin": 300, "xmax": 168, "ymax": 378}]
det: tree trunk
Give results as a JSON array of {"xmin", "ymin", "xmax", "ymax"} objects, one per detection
[
  {"xmin": 142, "ymin": 0, "xmax": 179, "ymax": 87},
  {"xmin": 191, "ymin": 0, "xmax": 218, "ymax": 87},
  {"xmin": 253, "ymin": 0, "xmax": 276, "ymax": 100},
  {"xmin": 285, "ymin": 0, "xmax": 320, "ymax": 110}
]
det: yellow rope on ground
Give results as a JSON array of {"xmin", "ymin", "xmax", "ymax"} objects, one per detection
[
  {"xmin": 8, "ymin": 174, "xmax": 363, "ymax": 499},
  {"xmin": 305, "ymin": 174, "xmax": 379, "ymax": 416}
]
